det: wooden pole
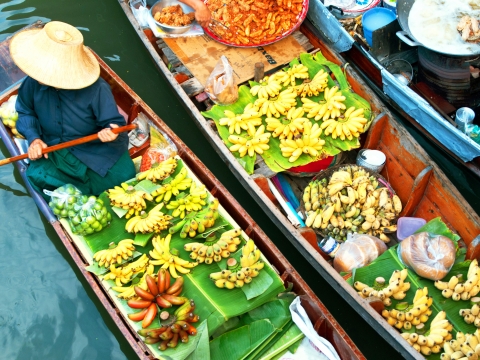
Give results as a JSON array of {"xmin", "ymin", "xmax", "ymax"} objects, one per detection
[{"xmin": 254, "ymin": 62, "xmax": 264, "ymax": 82}]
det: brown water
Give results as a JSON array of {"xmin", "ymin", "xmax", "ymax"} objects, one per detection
[{"xmin": 2, "ymin": 1, "xmax": 480, "ymax": 359}]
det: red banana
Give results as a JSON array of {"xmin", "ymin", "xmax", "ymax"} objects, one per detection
[
  {"xmin": 160, "ymin": 327, "xmax": 173, "ymax": 341},
  {"xmin": 184, "ymin": 323, "xmax": 197, "ymax": 336},
  {"xmin": 179, "ymin": 330, "xmax": 189, "ymax": 343},
  {"xmin": 157, "ymin": 269, "xmax": 166, "ymax": 294},
  {"xmin": 127, "ymin": 299, "xmax": 152, "ymax": 309},
  {"xmin": 128, "ymin": 308, "xmax": 149, "ymax": 321},
  {"xmin": 174, "ymin": 299, "xmax": 194, "ymax": 316},
  {"xmin": 156, "ymin": 296, "xmax": 172, "ymax": 308},
  {"xmin": 144, "ymin": 336, "xmax": 160, "ymax": 344},
  {"xmin": 146, "ymin": 274, "xmax": 159, "ymax": 296},
  {"xmin": 142, "ymin": 303, "xmax": 158, "ymax": 328},
  {"xmin": 165, "ymin": 276, "xmax": 184, "ymax": 295},
  {"xmin": 159, "ymin": 339, "xmax": 169, "ymax": 351},
  {"xmin": 147, "ymin": 327, "xmax": 168, "ymax": 339},
  {"xmin": 134, "ymin": 286, "xmax": 155, "ymax": 302},
  {"xmin": 188, "ymin": 314, "xmax": 200, "ymax": 323},
  {"xmin": 169, "ymin": 288, "xmax": 183, "ymax": 296},
  {"xmin": 175, "ymin": 320, "xmax": 189, "ymax": 329},
  {"xmin": 161, "ymin": 294, "xmax": 187, "ymax": 305},
  {"xmin": 137, "ymin": 328, "xmax": 151, "ymax": 337},
  {"xmin": 167, "ymin": 333, "xmax": 179, "ymax": 348},
  {"xmin": 164, "ymin": 270, "xmax": 171, "ymax": 293},
  {"xmin": 170, "ymin": 323, "xmax": 182, "ymax": 333}
]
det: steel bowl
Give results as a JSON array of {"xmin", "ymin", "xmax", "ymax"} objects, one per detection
[{"xmin": 150, "ymin": 0, "xmax": 195, "ymax": 34}]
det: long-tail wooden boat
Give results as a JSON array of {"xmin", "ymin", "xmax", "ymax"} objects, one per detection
[
  {"xmin": 120, "ymin": 2, "xmax": 480, "ymax": 359},
  {"xmin": 0, "ymin": 23, "xmax": 363, "ymax": 360}
]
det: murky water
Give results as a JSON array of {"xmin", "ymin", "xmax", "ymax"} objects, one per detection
[{"xmin": 2, "ymin": 1, "xmax": 480, "ymax": 360}]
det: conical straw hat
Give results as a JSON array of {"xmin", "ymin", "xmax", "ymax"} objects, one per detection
[{"xmin": 9, "ymin": 21, "xmax": 100, "ymax": 90}]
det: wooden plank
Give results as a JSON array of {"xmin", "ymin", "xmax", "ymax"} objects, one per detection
[
  {"xmin": 179, "ymin": 77, "xmax": 204, "ymax": 97},
  {"xmin": 401, "ymin": 166, "xmax": 433, "ymax": 217}
]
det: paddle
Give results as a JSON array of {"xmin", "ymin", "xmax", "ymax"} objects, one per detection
[{"xmin": 0, "ymin": 123, "xmax": 137, "ymax": 166}]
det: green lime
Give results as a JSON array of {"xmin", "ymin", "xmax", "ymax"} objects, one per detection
[
  {"xmin": 91, "ymin": 221, "xmax": 101, "ymax": 229},
  {"xmin": 100, "ymin": 218, "xmax": 108, "ymax": 226},
  {"xmin": 74, "ymin": 190, "xmax": 82, "ymax": 196},
  {"xmin": 85, "ymin": 227, "xmax": 94, "ymax": 235},
  {"xmin": 94, "ymin": 212, "xmax": 103, "ymax": 221},
  {"xmin": 88, "ymin": 196, "xmax": 97, "ymax": 203},
  {"xmin": 67, "ymin": 210, "xmax": 76, "ymax": 218},
  {"xmin": 93, "ymin": 203, "xmax": 103, "ymax": 211},
  {"xmin": 94, "ymin": 224, "xmax": 103, "ymax": 232},
  {"xmin": 55, "ymin": 203, "xmax": 64, "ymax": 210},
  {"xmin": 106, "ymin": 212, "xmax": 112, "ymax": 221},
  {"xmin": 48, "ymin": 202, "xmax": 54, "ymax": 208},
  {"xmin": 53, "ymin": 208, "xmax": 61, "ymax": 215},
  {"xmin": 80, "ymin": 222, "xmax": 90, "ymax": 230},
  {"xmin": 68, "ymin": 196, "xmax": 77, "ymax": 204},
  {"xmin": 72, "ymin": 215, "xmax": 82, "ymax": 225},
  {"xmin": 66, "ymin": 186, "xmax": 76, "ymax": 195},
  {"xmin": 81, "ymin": 195, "xmax": 88, "ymax": 204},
  {"xmin": 96, "ymin": 199, "xmax": 104, "ymax": 206},
  {"xmin": 85, "ymin": 216, "xmax": 96, "ymax": 225},
  {"xmin": 60, "ymin": 209, "xmax": 68, "ymax": 218}
]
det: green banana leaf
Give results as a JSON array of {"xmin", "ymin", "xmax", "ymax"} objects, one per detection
[
  {"xmin": 415, "ymin": 217, "xmax": 461, "ymax": 242},
  {"xmin": 255, "ymin": 322, "xmax": 304, "ymax": 360},
  {"xmin": 85, "ymin": 251, "xmax": 143, "ymax": 276},
  {"xmin": 185, "ymin": 320, "xmax": 211, "ymax": 360}
]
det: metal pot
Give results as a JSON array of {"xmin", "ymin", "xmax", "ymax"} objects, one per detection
[{"xmin": 396, "ymin": 0, "xmax": 480, "ymax": 57}]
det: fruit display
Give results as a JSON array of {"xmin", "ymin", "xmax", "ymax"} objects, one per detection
[
  {"xmin": 149, "ymin": 234, "xmax": 198, "ymax": 278},
  {"xmin": 137, "ymin": 157, "xmax": 177, "ymax": 182},
  {"xmin": 112, "ymin": 264, "xmax": 155, "ymax": 300},
  {"xmin": 93, "ymin": 239, "xmax": 136, "ymax": 268},
  {"xmin": 265, "ymin": 107, "xmax": 308, "ymax": 140},
  {"xmin": 107, "ymin": 183, "xmax": 154, "ymax": 218},
  {"xmin": 228, "ymin": 125, "xmax": 271, "ymax": 158},
  {"xmin": 68, "ymin": 195, "xmax": 112, "ymax": 236},
  {"xmin": 47, "ymin": 183, "xmax": 82, "ymax": 218},
  {"xmin": 320, "ymin": 107, "xmax": 368, "ymax": 141},
  {"xmin": 301, "ymin": 86, "xmax": 346, "ymax": 121},
  {"xmin": 165, "ymin": 181, "xmax": 209, "ymax": 217},
  {"xmin": 184, "ymin": 228, "xmax": 242, "ymax": 264},
  {"xmin": 354, "ymin": 269, "xmax": 409, "ymax": 306},
  {"xmin": 0, "ymin": 94, "xmax": 23, "ymax": 138},
  {"xmin": 459, "ymin": 302, "xmax": 480, "ymax": 327},
  {"xmin": 169, "ymin": 199, "xmax": 220, "ymax": 238},
  {"xmin": 151, "ymin": 167, "xmax": 192, "ymax": 203},
  {"xmin": 270, "ymin": 64, "xmax": 310, "ymax": 87},
  {"xmin": 435, "ymin": 259, "xmax": 480, "ymax": 301},
  {"xmin": 103, "ymin": 253, "xmax": 150, "ymax": 286},
  {"xmin": 254, "ymin": 88, "xmax": 298, "ymax": 118},
  {"xmin": 293, "ymin": 69, "xmax": 329, "ymax": 97},
  {"xmin": 440, "ymin": 329, "xmax": 480, "ymax": 359},
  {"xmin": 279, "ymin": 121, "xmax": 325, "ymax": 162},
  {"xmin": 250, "ymin": 77, "xmax": 282, "ymax": 99},
  {"xmin": 218, "ymin": 104, "xmax": 262, "ymax": 136},
  {"xmin": 303, "ymin": 165, "xmax": 402, "ymax": 242},
  {"xmin": 125, "ymin": 203, "xmax": 173, "ymax": 234},
  {"xmin": 210, "ymin": 239, "xmax": 264, "ymax": 289}
]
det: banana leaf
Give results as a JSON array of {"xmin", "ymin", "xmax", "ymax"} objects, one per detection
[
  {"xmin": 185, "ymin": 320, "xmax": 211, "ymax": 360},
  {"xmin": 255, "ymin": 321, "xmax": 304, "ymax": 360},
  {"xmin": 85, "ymin": 251, "xmax": 143, "ymax": 276},
  {"xmin": 415, "ymin": 217, "xmax": 461, "ymax": 242}
]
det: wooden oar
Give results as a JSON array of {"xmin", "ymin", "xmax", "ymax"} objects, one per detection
[{"xmin": 0, "ymin": 123, "xmax": 137, "ymax": 166}]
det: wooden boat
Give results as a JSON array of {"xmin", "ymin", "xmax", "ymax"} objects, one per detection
[
  {"xmin": 120, "ymin": 2, "xmax": 480, "ymax": 359},
  {"xmin": 0, "ymin": 23, "xmax": 363, "ymax": 360}
]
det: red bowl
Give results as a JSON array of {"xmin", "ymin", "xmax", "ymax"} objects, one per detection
[{"xmin": 288, "ymin": 155, "xmax": 337, "ymax": 174}]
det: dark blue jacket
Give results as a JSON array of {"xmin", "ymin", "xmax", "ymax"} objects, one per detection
[{"xmin": 16, "ymin": 76, "xmax": 129, "ymax": 177}]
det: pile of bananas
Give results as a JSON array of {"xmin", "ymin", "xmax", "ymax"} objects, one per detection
[
  {"xmin": 381, "ymin": 287, "xmax": 432, "ymax": 330},
  {"xmin": 218, "ymin": 104, "xmax": 262, "ymax": 136},
  {"xmin": 440, "ymin": 329, "xmax": 480, "ymax": 360},
  {"xmin": 292, "ymin": 69, "xmax": 329, "ymax": 98},
  {"xmin": 265, "ymin": 107, "xmax": 307, "ymax": 140},
  {"xmin": 184, "ymin": 228, "xmax": 242, "ymax": 264},
  {"xmin": 303, "ymin": 165, "xmax": 402, "ymax": 242},
  {"xmin": 250, "ymin": 77, "xmax": 282, "ymax": 99},
  {"xmin": 354, "ymin": 269, "xmax": 409, "ymax": 306},
  {"xmin": 93, "ymin": 239, "xmax": 136, "ymax": 268},
  {"xmin": 137, "ymin": 157, "xmax": 177, "ymax": 182},
  {"xmin": 151, "ymin": 167, "xmax": 192, "ymax": 203},
  {"xmin": 270, "ymin": 64, "xmax": 310, "ymax": 87},
  {"xmin": 435, "ymin": 259, "xmax": 480, "ymax": 301},
  {"xmin": 125, "ymin": 204, "xmax": 173, "ymax": 234},
  {"xmin": 137, "ymin": 299, "xmax": 198, "ymax": 350},
  {"xmin": 107, "ymin": 183, "xmax": 154, "ymax": 218},
  {"xmin": 169, "ymin": 199, "xmax": 220, "ymax": 238},
  {"xmin": 459, "ymin": 303, "xmax": 480, "ymax": 327},
  {"xmin": 254, "ymin": 89, "xmax": 298, "ymax": 118},
  {"xmin": 228, "ymin": 125, "xmax": 271, "ymax": 158},
  {"xmin": 150, "ymin": 234, "xmax": 198, "ymax": 278},
  {"xmin": 103, "ymin": 253, "xmax": 150, "ymax": 287},
  {"xmin": 165, "ymin": 181, "xmax": 208, "ymax": 218},
  {"xmin": 400, "ymin": 311, "xmax": 452, "ymax": 356},
  {"xmin": 210, "ymin": 239, "xmax": 264, "ymax": 289},
  {"xmin": 279, "ymin": 122, "xmax": 325, "ymax": 162},
  {"xmin": 301, "ymin": 86, "xmax": 346, "ymax": 121},
  {"xmin": 111, "ymin": 264, "xmax": 155, "ymax": 300},
  {"xmin": 321, "ymin": 107, "xmax": 368, "ymax": 140}
]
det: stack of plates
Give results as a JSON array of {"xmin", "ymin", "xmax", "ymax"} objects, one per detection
[{"xmin": 326, "ymin": 0, "xmax": 382, "ymax": 19}]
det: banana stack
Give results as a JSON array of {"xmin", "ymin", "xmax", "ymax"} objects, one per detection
[
  {"xmin": 354, "ymin": 269, "xmax": 409, "ymax": 306},
  {"xmin": 292, "ymin": 69, "xmax": 329, "ymax": 98},
  {"xmin": 303, "ymin": 165, "xmax": 402, "ymax": 242},
  {"xmin": 279, "ymin": 122, "xmax": 325, "ymax": 162},
  {"xmin": 400, "ymin": 311, "xmax": 453, "ymax": 356},
  {"xmin": 441, "ymin": 330, "xmax": 480, "ymax": 360},
  {"xmin": 270, "ymin": 64, "xmax": 310, "ymax": 87},
  {"xmin": 169, "ymin": 199, "xmax": 220, "ymax": 238},
  {"xmin": 250, "ymin": 76, "xmax": 282, "ymax": 99},
  {"xmin": 165, "ymin": 181, "xmax": 208, "ymax": 218},
  {"xmin": 184, "ymin": 229, "xmax": 242, "ymax": 264},
  {"xmin": 137, "ymin": 157, "xmax": 177, "ymax": 182},
  {"xmin": 218, "ymin": 104, "xmax": 263, "ymax": 136},
  {"xmin": 149, "ymin": 234, "xmax": 198, "ymax": 278},
  {"xmin": 321, "ymin": 107, "xmax": 368, "ymax": 141},
  {"xmin": 254, "ymin": 89, "xmax": 298, "ymax": 118},
  {"xmin": 228, "ymin": 125, "xmax": 271, "ymax": 158},
  {"xmin": 103, "ymin": 253, "xmax": 150, "ymax": 287},
  {"xmin": 459, "ymin": 303, "xmax": 480, "ymax": 327},
  {"xmin": 151, "ymin": 167, "xmax": 192, "ymax": 203},
  {"xmin": 301, "ymin": 86, "xmax": 346, "ymax": 121},
  {"xmin": 210, "ymin": 239, "xmax": 264, "ymax": 289},
  {"xmin": 111, "ymin": 264, "xmax": 155, "ymax": 300},
  {"xmin": 381, "ymin": 287, "xmax": 432, "ymax": 330},
  {"xmin": 93, "ymin": 239, "xmax": 136, "ymax": 268},
  {"xmin": 125, "ymin": 203, "xmax": 173, "ymax": 234},
  {"xmin": 265, "ymin": 107, "xmax": 308, "ymax": 140},
  {"xmin": 107, "ymin": 183, "xmax": 154, "ymax": 219},
  {"xmin": 435, "ymin": 259, "xmax": 480, "ymax": 301}
]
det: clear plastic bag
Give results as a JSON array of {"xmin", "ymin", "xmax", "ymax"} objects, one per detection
[
  {"xmin": 139, "ymin": 127, "xmax": 178, "ymax": 172},
  {"xmin": 45, "ymin": 184, "xmax": 82, "ymax": 219},
  {"xmin": 68, "ymin": 195, "xmax": 112, "ymax": 236},
  {"xmin": 333, "ymin": 234, "xmax": 387, "ymax": 273},
  {"xmin": 204, "ymin": 55, "xmax": 239, "ymax": 105},
  {"xmin": 397, "ymin": 232, "xmax": 456, "ymax": 280}
]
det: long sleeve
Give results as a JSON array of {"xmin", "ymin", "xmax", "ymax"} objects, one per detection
[{"xmin": 15, "ymin": 77, "xmax": 42, "ymax": 143}]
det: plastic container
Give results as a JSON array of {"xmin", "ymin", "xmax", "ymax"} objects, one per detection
[
  {"xmin": 397, "ymin": 217, "xmax": 427, "ymax": 241},
  {"xmin": 362, "ymin": 8, "xmax": 396, "ymax": 46},
  {"xmin": 456, "ymin": 107, "xmax": 475, "ymax": 134},
  {"xmin": 382, "ymin": 0, "xmax": 396, "ymax": 13},
  {"xmin": 356, "ymin": 149, "xmax": 386, "ymax": 173},
  {"xmin": 386, "ymin": 59, "xmax": 413, "ymax": 85}
]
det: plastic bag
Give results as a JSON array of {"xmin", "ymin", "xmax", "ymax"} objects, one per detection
[
  {"xmin": 139, "ymin": 126, "xmax": 178, "ymax": 172},
  {"xmin": 397, "ymin": 232, "xmax": 456, "ymax": 280},
  {"xmin": 67, "ymin": 195, "xmax": 112, "ymax": 236},
  {"xmin": 45, "ymin": 184, "xmax": 82, "ymax": 219},
  {"xmin": 333, "ymin": 234, "xmax": 387, "ymax": 273},
  {"xmin": 0, "ymin": 95, "xmax": 23, "ymax": 138},
  {"xmin": 130, "ymin": 0, "xmax": 149, "ymax": 27},
  {"xmin": 204, "ymin": 55, "xmax": 239, "ymax": 105}
]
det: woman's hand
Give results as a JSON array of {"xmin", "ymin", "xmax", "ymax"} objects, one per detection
[
  {"xmin": 194, "ymin": 3, "xmax": 211, "ymax": 28},
  {"xmin": 98, "ymin": 123, "xmax": 119, "ymax": 142},
  {"xmin": 28, "ymin": 138, "xmax": 48, "ymax": 160}
]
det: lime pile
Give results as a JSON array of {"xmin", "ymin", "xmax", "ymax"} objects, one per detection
[
  {"xmin": 48, "ymin": 184, "xmax": 82, "ymax": 218},
  {"xmin": 68, "ymin": 195, "xmax": 112, "ymax": 236}
]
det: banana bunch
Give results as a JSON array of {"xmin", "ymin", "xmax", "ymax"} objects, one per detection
[
  {"xmin": 111, "ymin": 263, "xmax": 155, "ymax": 300},
  {"xmin": 137, "ymin": 157, "xmax": 177, "ymax": 182},
  {"xmin": 103, "ymin": 253, "xmax": 150, "ymax": 287},
  {"xmin": 150, "ymin": 234, "xmax": 198, "ymax": 278},
  {"xmin": 151, "ymin": 167, "xmax": 192, "ymax": 203},
  {"xmin": 303, "ymin": 165, "xmax": 402, "ymax": 242},
  {"xmin": 270, "ymin": 64, "xmax": 310, "ymax": 87},
  {"xmin": 254, "ymin": 88, "xmax": 298, "ymax": 118},
  {"xmin": 228, "ymin": 125, "xmax": 271, "ymax": 157},
  {"xmin": 165, "ymin": 181, "xmax": 208, "ymax": 218},
  {"xmin": 93, "ymin": 239, "xmax": 136, "ymax": 268},
  {"xmin": 184, "ymin": 229, "xmax": 242, "ymax": 264},
  {"xmin": 321, "ymin": 107, "xmax": 368, "ymax": 140},
  {"xmin": 435, "ymin": 259, "xmax": 480, "ymax": 301},
  {"xmin": 301, "ymin": 86, "xmax": 346, "ymax": 121},
  {"xmin": 125, "ymin": 203, "xmax": 173, "ymax": 234},
  {"xmin": 400, "ymin": 311, "xmax": 453, "ymax": 356},
  {"xmin": 354, "ymin": 269, "xmax": 409, "ymax": 306},
  {"xmin": 279, "ymin": 122, "xmax": 325, "ymax": 162},
  {"xmin": 218, "ymin": 104, "xmax": 263, "ymax": 136},
  {"xmin": 107, "ymin": 184, "xmax": 154, "ymax": 219},
  {"xmin": 381, "ymin": 287, "xmax": 433, "ymax": 330},
  {"xmin": 169, "ymin": 199, "xmax": 220, "ymax": 238},
  {"xmin": 292, "ymin": 69, "xmax": 329, "ymax": 98},
  {"xmin": 441, "ymin": 329, "xmax": 480, "ymax": 360},
  {"xmin": 210, "ymin": 239, "xmax": 264, "ymax": 289},
  {"xmin": 250, "ymin": 77, "xmax": 282, "ymax": 99},
  {"xmin": 265, "ymin": 107, "xmax": 308, "ymax": 140},
  {"xmin": 459, "ymin": 303, "xmax": 480, "ymax": 327}
]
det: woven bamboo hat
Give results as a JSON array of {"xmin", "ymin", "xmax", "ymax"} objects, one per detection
[{"xmin": 9, "ymin": 21, "xmax": 100, "ymax": 89}]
